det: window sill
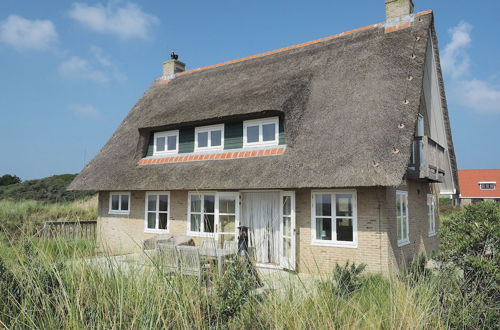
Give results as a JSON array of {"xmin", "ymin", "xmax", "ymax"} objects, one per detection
[
  {"xmin": 310, "ymin": 240, "xmax": 357, "ymax": 249},
  {"xmin": 187, "ymin": 231, "xmax": 216, "ymax": 238},
  {"xmin": 108, "ymin": 211, "xmax": 130, "ymax": 215},
  {"xmin": 144, "ymin": 229, "xmax": 169, "ymax": 234},
  {"xmin": 397, "ymin": 240, "xmax": 410, "ymax": 247}
]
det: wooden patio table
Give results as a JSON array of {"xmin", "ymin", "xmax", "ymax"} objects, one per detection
[{"xmin": 198, "ymin": 248, "xmax": 235, "ymax": 276}]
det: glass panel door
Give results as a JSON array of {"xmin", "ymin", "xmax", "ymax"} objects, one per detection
[
  {"xmin": 280, "ymin": 191, "xmax": 296, "ymax": 270},
  {"xmin": 216, "ymin": 193, "xmax": 239, "ymax": 248}
]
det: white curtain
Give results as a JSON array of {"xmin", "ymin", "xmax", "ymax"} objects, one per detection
[{"xmin": 241, "ymin": 192, "xmax": 280, "ymax": 264}]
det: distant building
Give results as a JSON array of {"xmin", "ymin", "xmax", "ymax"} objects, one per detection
[{"xmin": 458, "ymin": 169, "xmax": 500, "ymax": 205}]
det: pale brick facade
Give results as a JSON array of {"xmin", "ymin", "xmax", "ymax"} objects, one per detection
[{"xmin": 96, "ymin": 178, "xmax": 439, "ymax": 274}]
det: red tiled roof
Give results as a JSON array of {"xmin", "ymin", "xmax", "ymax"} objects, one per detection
[{"xmin": 458, "ymin": 169, "xmax": 500, "ymax": 198}]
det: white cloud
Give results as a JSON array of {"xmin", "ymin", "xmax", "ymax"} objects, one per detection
[
  {"xmin": 0, "ymin": 15, "xmax": 58, "ymax": 51},
  {"xmin": 70, "ymin": 104, "xmax": 103, "ymax": 120},
  {"xmin": 59, "ymin": 56, "xmax": 109, "ymax": 83},
  {"xmin": 68, "ymin": 1, "xmax": 159, "ymax": 40},
  {"xmin": 442, "ymin": 22, "xmax": 500, "ymax": 114}
]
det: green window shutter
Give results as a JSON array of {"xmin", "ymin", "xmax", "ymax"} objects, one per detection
[
  {"xmin": 279, "ymin": 118, "xmax": 286, "ymax": 145},
  {"xmin": 224, "ymin": 122, "xmax": 243, "ymax": 150},
  {"xmin": 146, "ymin": 134, "xmax": 154, "ymax": 156},
  {"xmin": 179, "ymin": 127, "xmax": 195, "ymax": 153}
]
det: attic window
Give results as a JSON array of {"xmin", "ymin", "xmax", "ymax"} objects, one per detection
[
  {"xmin": 479, "ymin": 182, "xmax": 496, "ymax": 190},
  {"xmin": 195, "ymin": 124, "xmax": 224, "ymax": 151},
  {"xmin": 243, "ymin": 117, "xmax": 279, "ymax": 148},
  {"xmin": 154, "ymin": 130, "xmax": 179, "ymax": 155}
]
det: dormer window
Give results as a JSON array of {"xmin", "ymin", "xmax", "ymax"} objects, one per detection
[
  {"xmin": 243, "ymin": 117, "xmax": 279, "ymax": 147},
  {"xmin": 154, "ymin": 130, "xmax": 178, "ymax": 155},
  {"xmin": 195, "ymin": 124, "xmax": 224, "ymax": 151},
  {"xmin": 479, "ymin": 182, "xmax": 496, "ymax": 190}
]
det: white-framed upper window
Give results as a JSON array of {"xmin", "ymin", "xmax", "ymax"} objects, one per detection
[
  {"xmin": 194, "ymin": 124, "xmax": 224, "ymax": 151},
  {"xmin": 479, "ymin": 182, "xmax": 496, "ymax": 190},
  {"xmin": 144, "ymin": 192, "xmax": 170, "ymax": 233},
  {"xmin": 396, "ymin": 190, "xmax": 410, "ymax": 246},
  {"xmin": 109, "ymin": 192, "xmax": 130, "ymax": 215},
  {"xmin": 243, "ymin": 117, "xmax": 279, "ymax": 148},
  {"xmin": 187, "ymin": 192, "xmax": 239, "ymax": 238},
  {"xmin": 153, "ymin": 130, "xmax": 179, "ymax": 155},
  {"xmin": 427, "ymin": 194, "xmax": 436, "ymax": 237},
  {"xmin": 311, "ymin": 190, "xmax": 357, "ymax": 248}
]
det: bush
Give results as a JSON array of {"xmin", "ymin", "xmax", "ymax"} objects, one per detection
[
  {"xmin": 0, "ymin": 174, "xmax": 21, "ymax": 186},
  {"xmin": 0, "ymin": 174, "xmax": 94, "ymax": 203},
  {"xmin": 319, "ymin": 261, "xmax": 366, "ymax": 296}
]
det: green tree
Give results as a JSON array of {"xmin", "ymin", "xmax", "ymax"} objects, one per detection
[{"xmin": 0, "ymin": 174, "xmax": 21, "ymax": 186}]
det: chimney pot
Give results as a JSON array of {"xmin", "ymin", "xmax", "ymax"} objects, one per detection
[{"xmin": 385, "ymin": 0, "xmax": 414, "ymax": 22}]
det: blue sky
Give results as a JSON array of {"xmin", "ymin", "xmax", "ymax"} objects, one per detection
[{"xmin": 0, "ymin": 0, "xmax": 499, "ymax": 180}]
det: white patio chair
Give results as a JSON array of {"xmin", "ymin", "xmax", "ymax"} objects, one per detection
[
  {"xmin": 177, "ymin": 246, "xmax": 208, "ymax": 283},
  {"xmin": 223, "ymin": 240, "xmax": 238, "ymax": 253},
  {"xmin": 201, "ymin": 239, "xmax": 217, "ymax": 251},
  {"xmin": 157, "ymin": 244, "xmax": 179, "ymax": 273}
]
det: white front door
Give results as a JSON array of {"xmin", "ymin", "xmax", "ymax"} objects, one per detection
[{"xmin": 280, "ymin": 191, "xmax": 296, "ymax": 271}]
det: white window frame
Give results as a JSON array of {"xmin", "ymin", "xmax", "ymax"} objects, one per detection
[
  {"xmin": 243, "ymin": 116, "xmax": 279, "ymax": 148},
  {"xmin": 187, "ymin": 192, "xmax": 240, "ymax": 238},
  {"xmin": 153, "ymin": 130, "xmax": 179, "ymax": 155},
  {"xmin": 478, "ymin": 181, "xmax": 496, "ymax": 190},
  {"xmin": 311, "ymin": 190, "xmax": 358, "ymax": 248},
  {"xmin": 396, "ymin": 190, "xmax": 410, "ymax": 247},
  {"xmin": 108, "ymin": 192, "xmax": 131, "ymax": 215},
  {"xmin": 194, "ymin": 124, "xmax": 224, "ymax": 152},
  {"xmin": 427, "ymin": 194, "xmax": 436, "ymax": 237},
  {"xmin": 144, "ymin": 191, "xmax": 170, "ymax": 233}
]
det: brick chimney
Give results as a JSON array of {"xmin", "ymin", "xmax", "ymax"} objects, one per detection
[
  {"xmin": 385, "ymin": 0, "xmax": 414, "ymax": 23},
  {"xmin": 161, "ymin": 52, "xmax": 185, "ymax": 80}
]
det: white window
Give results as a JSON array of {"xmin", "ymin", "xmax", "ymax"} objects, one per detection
[
  {"xmin": 188, "ymin": 192, "xmax": 239, "ymax": 238},
  {"xmin": 396, "ymin": 190, "xmax": 410, "ymax": 246},
  {"xmin": 243, "ymin": 117, "xmax": 279, "ymax": 147},
  {"xmin": 427, "ymin": 194, "xmax": 436, "ymax": 236},
  {"xmin": 194, "ymin": 124, "xmax": 224, "ymax": 151},
  {"xmin": 311, "ymin": 191, "xmax": 357, "ymax": 247},
  {"xmin": 109, "ymin": 192, "xmax": 130, "ymax": 215},
  {"xmin": 144, "ymin": 192, "xmax": 170, "ymax": 233},
  {"xmin": 153, "ymin": 130, "xmax": 179, "ymax": 155},
  {"xmin": 479, "ymin": 182, "xmax": 496, "ymax": 190}
]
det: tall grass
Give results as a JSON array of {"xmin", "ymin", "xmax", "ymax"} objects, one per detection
[{"xmin": 0, "ymin": 237, "xmax": 452, "ymax": 329}]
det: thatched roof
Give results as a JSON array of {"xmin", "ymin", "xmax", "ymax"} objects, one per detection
[{"xmin": 69, "ymin": 11, "xmax": 456, "ymax": 191}]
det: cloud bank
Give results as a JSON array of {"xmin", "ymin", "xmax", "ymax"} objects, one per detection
[{"xmin": 0, "ymin": 15, "xmax": 58, "ymax": 51}]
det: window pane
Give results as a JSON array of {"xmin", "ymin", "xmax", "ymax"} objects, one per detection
[
  {"xmin": 315, "ymin": 194, "xmax": 331, "ymax": 216},
  {"xmin": 336, "ymin": 218, "xmax": 353, "ymax": 242},
  {"xmin": 204, "ymin": 195, "xmax": 215, "ymax": 213},
  {"xmin": 283, "ymin": 237, "xmax": 291, "ymax": 258},
  {"xmin": 396, "ymin": 196, "xmax": 402, "ymax": 217},
  {"xmin": 148, "ymin": 195, "xmax": 157, "ymax": 211},
  {"xmin": 211, "ymin": 130, "xmax": 222, "ymax": 146},
  {"xmin": 197, "ymin": 131, "xmax": 208, "ymax": 148},
  {"xmin": 397, "ymin": 218, "xmax": 402, "ymax": 241},
  {"xmin": 190, "ymin": 214, "xmax": 201, "ymax": 232},
  {"xmin": 147, "ymin": 212, "xmax": 156, "ymax": 229},
  {"xmin": 247, "ymin": 125, "xmax": 259, "ymax": 143},
  {"xmin": 190, "ymin": 195, "xmax": 201, "ymax": 212},
  {"xmin": 219, "ymin": 196, "xmax": 235, "ymax": 214},
  {"xmin": 262, "ymin": 123, "xmax": 276, "ymax": 141},
  {"xmin": 156, "ymin": 137, "xmax": 165, "ymax": 152},
  {"xmin": 120, "ymin": 195, "xmax": 129, "ymax": 211},
  {"xmin": 219, "ymin": 215, "xmax": 235, "ymax": 233},
  {"xmin": 159, "ymin": 195, "xmax": 168, "ymax": 212},
  {"xmin": 283, "ymin": 196, "xmax": 291, "ymax": 216},
  {"xmin": 204, "ymin": 214, "xmax": 215, "ymax": 233},
  {"xmin": 283, "ymin": 216, "xmax": 291, "ymax": 237},
  {"xmin": 167, "ymin": 135, "xmax": 177, "ymax": 150},
  {"xmin": 159, "ymin": 213, "xmax": 168, "ymax": 230},
  {"xmin": 402, "ymin": 197, "xmax": 407, "ymax": 217},
  {"xmin": 316, "ymin": 218, "xmax": 332, "ymax": 240},
  {"xmin": 111, "ymin": 195, "xmax": 119, "ymax": 210},
  {"xmin": 403, "ymin": 218, "xmax": 408, "ymax": 239},
  {"xmin": 336, "ymin": 194, "xmax": 352, "ymax": 217}
]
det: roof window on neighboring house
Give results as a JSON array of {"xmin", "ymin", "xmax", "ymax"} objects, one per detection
[
  {"xmin": 479, "ymin": 182, "xmax": 496, "ymax": 190},
  {"xmin": 243, "ymin": 117, "xmax": 279, "ymax": 148},
  {"xmin": 153, "ymin": 130, "xmax": 179, "ymax": 155}
]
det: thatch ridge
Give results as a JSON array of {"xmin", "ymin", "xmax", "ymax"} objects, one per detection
[{"xmin": 69, "ymin": 12, "xmax": 447, "ymax": 191}]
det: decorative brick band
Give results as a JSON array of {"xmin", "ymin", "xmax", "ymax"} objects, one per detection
[{"xmin": 138, "ymin": 147, "xmax": 286, "ymax": 165}]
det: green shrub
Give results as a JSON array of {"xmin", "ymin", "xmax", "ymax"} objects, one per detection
[{"xmin": 318, "ymin": 261, "xmax": 366, "ymax": 297}]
